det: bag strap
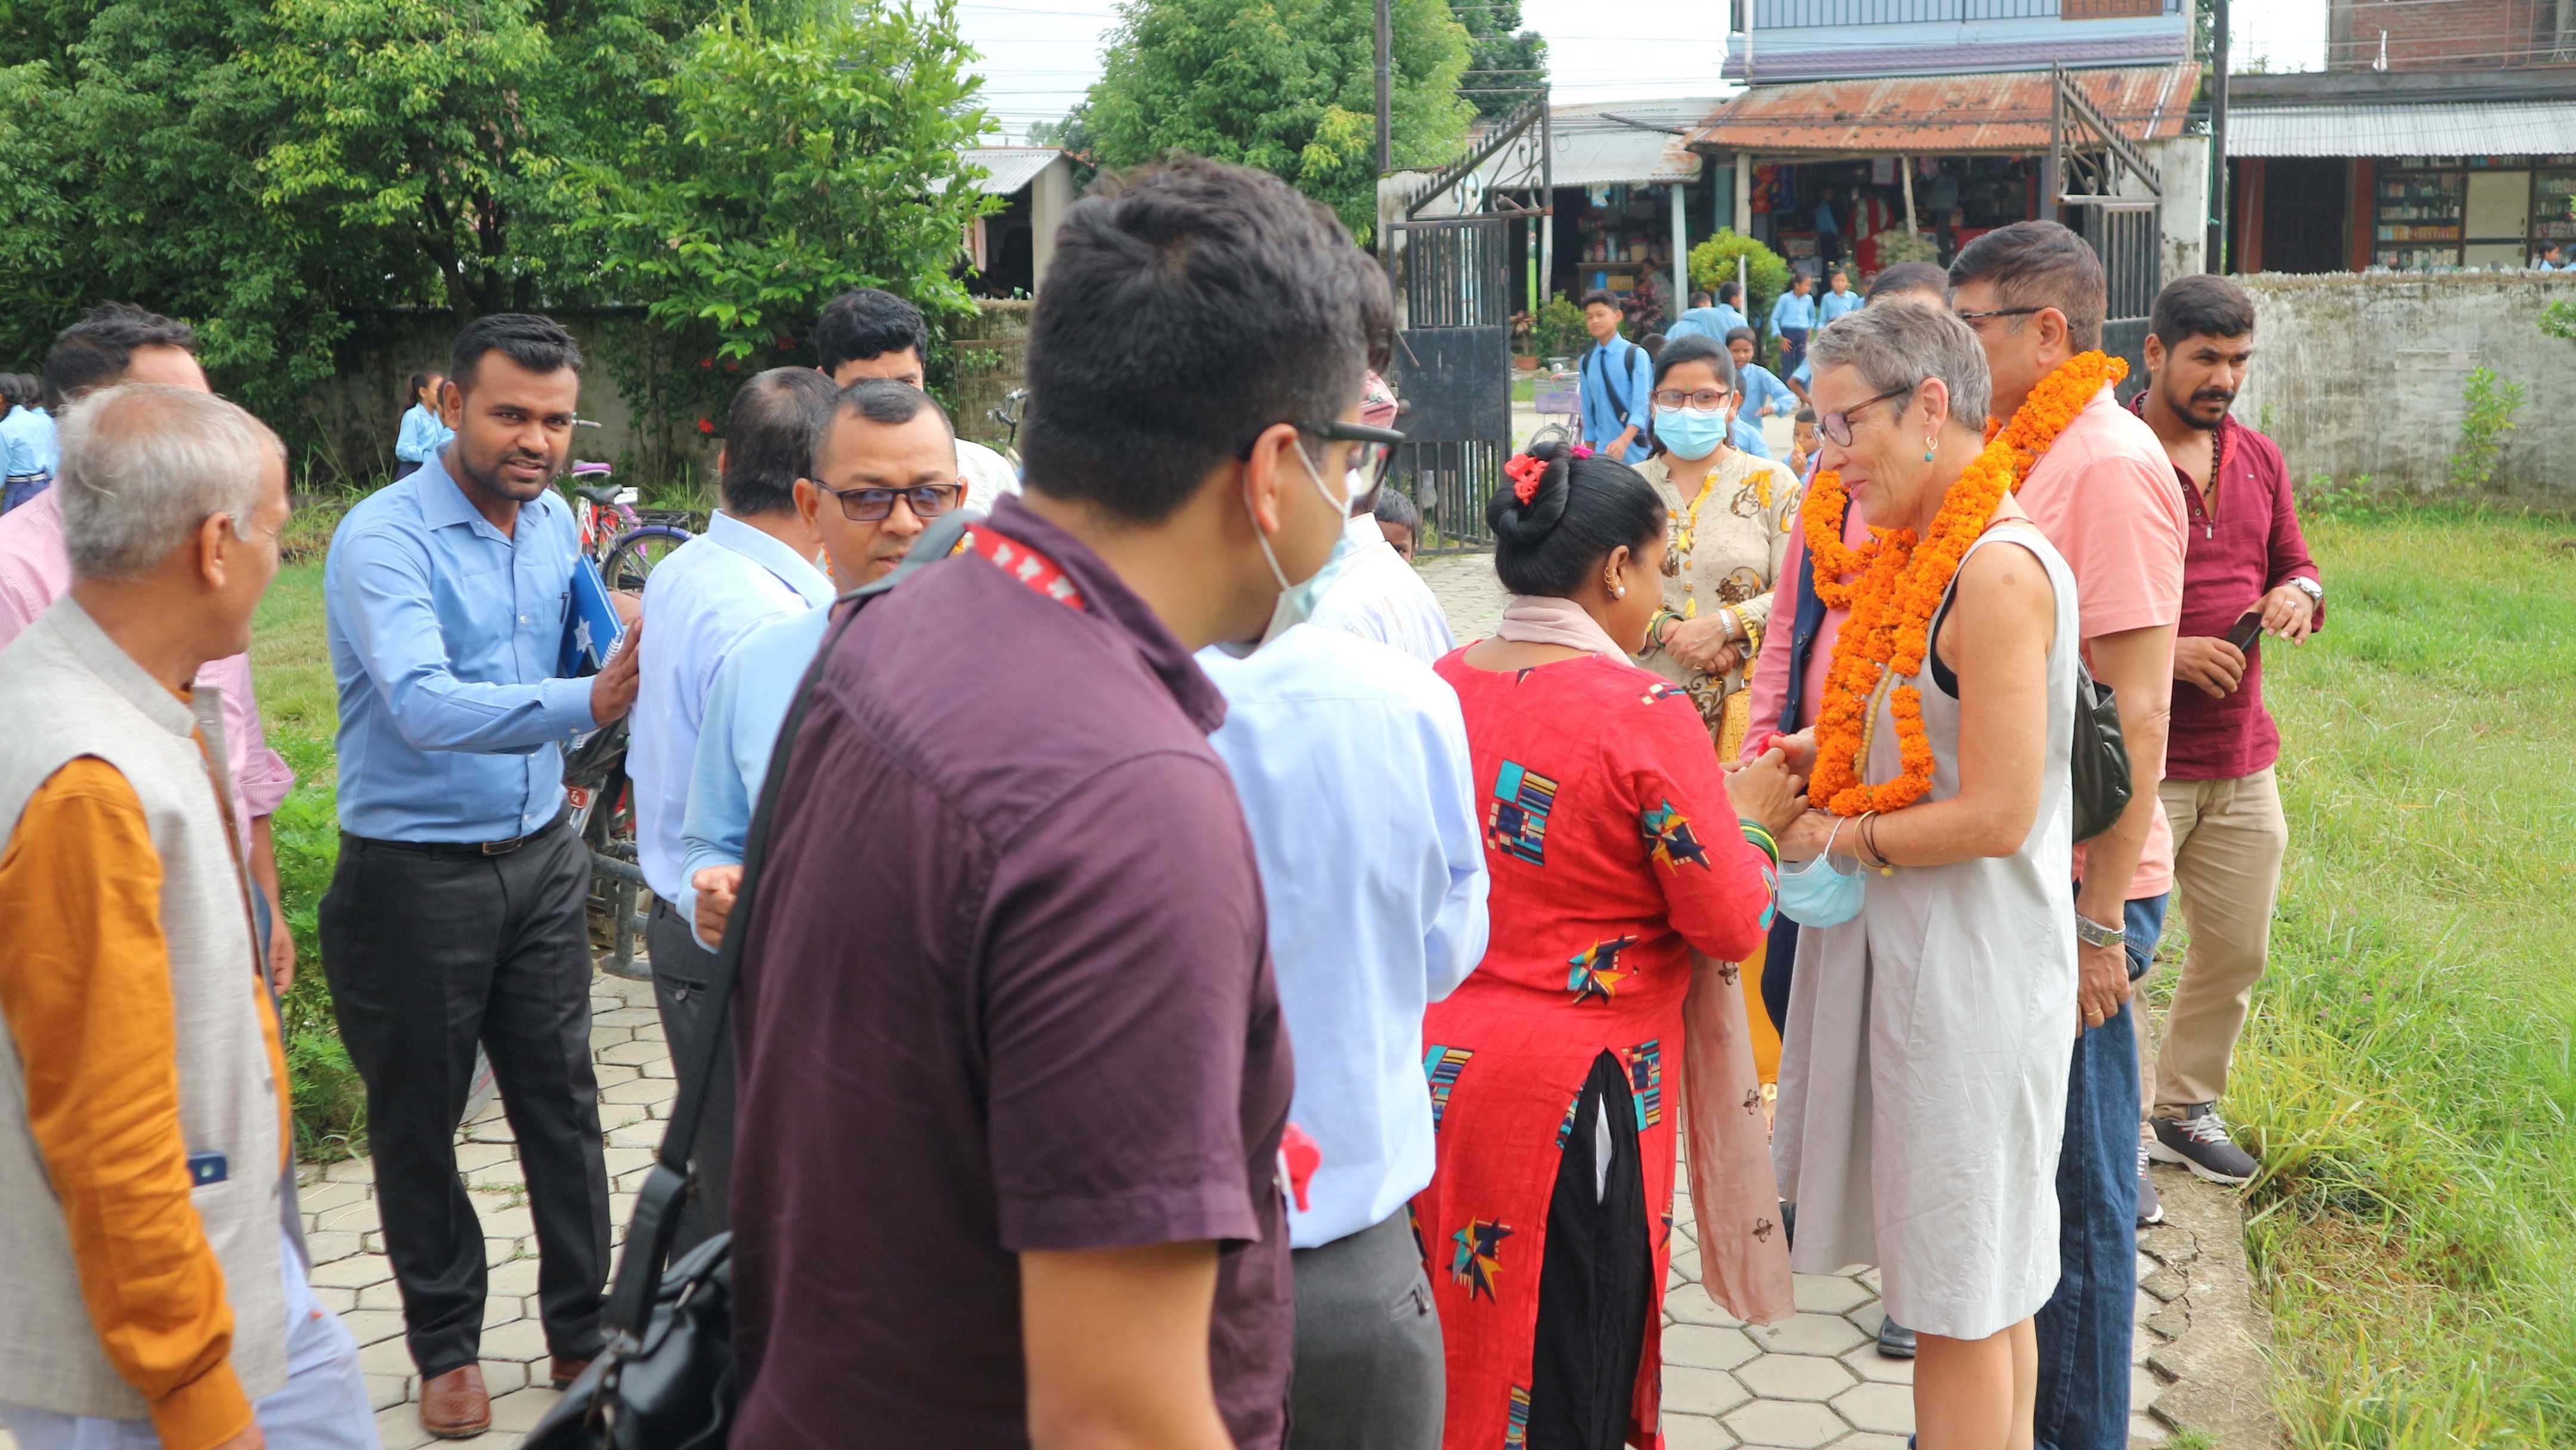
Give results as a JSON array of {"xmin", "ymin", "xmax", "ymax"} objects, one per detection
[{"xmin": 605, "ymin": 508, "xmax": 976, "ymax": 1337}]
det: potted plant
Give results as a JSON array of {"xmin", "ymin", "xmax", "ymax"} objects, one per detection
[{"xmin": 1510, "ymin": 310, "xmax": 1538, "ymax": 371}]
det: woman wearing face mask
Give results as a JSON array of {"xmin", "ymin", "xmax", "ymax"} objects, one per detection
[
  {"xmin": 1637, "ymin": 336, "xmax": 1803, "ymax": 760},
  {"xmin": 1416, "ymin": 435, "xmax": 1801, "ymax": 1450}
]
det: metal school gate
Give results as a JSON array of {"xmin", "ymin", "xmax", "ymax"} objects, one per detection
[
  {"xmin": 1389, "ymin": 216, "xmax": 1513, "ymax": 553},
  {"xmin": 2046, "ymin": 63, "xmax": 2162, "ymax": 399}
]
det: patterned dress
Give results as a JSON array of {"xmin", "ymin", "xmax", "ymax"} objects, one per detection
[
  {"xmin": 1638, "ymin": 451, "xmax": 1801, "ymax": 758},
  {"xmin": 1420, "ymin": 650, "xmax": 1779, "ymax": 1449}
]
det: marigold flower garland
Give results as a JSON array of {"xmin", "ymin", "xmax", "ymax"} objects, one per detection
[{"xmin": 1801, "ymin": 352, "xmax": 2128, "ymax": 816}]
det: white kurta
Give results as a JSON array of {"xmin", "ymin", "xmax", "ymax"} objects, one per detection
[{"xmin": 1770, "ymin": 522, "xmax": 2083, "ymax": 1341}]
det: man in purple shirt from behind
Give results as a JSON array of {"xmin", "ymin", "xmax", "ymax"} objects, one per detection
[{"xmin": 729, "ymin": 157, "xmax": 1396, "ymax": 1448}]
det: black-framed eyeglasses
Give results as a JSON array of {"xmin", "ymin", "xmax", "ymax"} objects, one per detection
[
  {"xmin": 1651, "ymin": 387, "xmax": 1735, "ymax": 413},
  {"xmin": 1816, "ymin": 386, "xmax": 1914, "ymax": 447},
  {"xmin": 1955, "ymin": 305, "xmax": 2045, "ymax": 329},
  {"xmin": 1238, "ymin": 418, "xmax": 1411, "ymax": 498},
  {"xmin": 818, "ymin": 481, "xmax": 963, "ymax": 522}
]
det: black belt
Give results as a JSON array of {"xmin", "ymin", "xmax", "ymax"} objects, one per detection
[{"xmin": 353, "ymin": 805, "xmax": 571, "ymax": 859}]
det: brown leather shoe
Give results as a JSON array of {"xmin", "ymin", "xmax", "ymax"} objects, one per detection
[
  {"xmin": 419, "ymin": 1364, "xmax": 491, "ymax": 1439},
  {"xmin": 549, "ymin": 1355, "xmax": 595, "ymax": 1390}
]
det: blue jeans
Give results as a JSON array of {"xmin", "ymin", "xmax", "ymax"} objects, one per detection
[
  {"xmin": 2034, "ymin": 891, "xmax": 2168, "ymax": 1450},
  {"xmin": 1, "ymin": 474, "xmax": 49, "ymax": 514}
]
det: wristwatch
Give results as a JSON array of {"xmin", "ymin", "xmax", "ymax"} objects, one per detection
[
  {"xmin": 2288, "ymin": 576, "xmax": 2324, "ymax": 605},
  {"xmin": 2075, "ymin": 912, "xmax": 2126, "ymax": 950}
]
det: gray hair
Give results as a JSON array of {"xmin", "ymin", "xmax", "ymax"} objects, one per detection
[
  {"xmin": 57, "ymin": 384, "xmax": 284, "ymax": 582},
  {"xmin": 1807, "ymin": 302, "xmax": 1993, "ymax": 432}
]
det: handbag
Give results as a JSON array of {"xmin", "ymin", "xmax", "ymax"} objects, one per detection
[
  {"xmin": 2069, "ymin": 659, "xmax": 2132, "ymax": 844},
  {"xmin": 526, "ymin": 510, "xmax": 976, "ymax": 1450}
]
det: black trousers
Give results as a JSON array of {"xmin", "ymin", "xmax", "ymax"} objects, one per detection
[
  {"xmin": 1528, "ymin": 1051, "xmax": 1652, "ymax": 1450},
  {"xmin": 643, "ymin": 896, "xmax": 735, "ymax": 1261},
  {"xmin": 1761, "ymin": 911, "xmax": 1800, "ymax": 1036},
  {"xmin": 320, "ymin": 820, "xmax": 612, "ymax": 1379}
]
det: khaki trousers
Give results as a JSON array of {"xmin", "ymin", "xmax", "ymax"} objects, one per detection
[{"xmin": 2137, "ymin": 767, "xmax": 2288, "ymax": 1118}]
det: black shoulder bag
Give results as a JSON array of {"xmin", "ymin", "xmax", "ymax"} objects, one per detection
[
  {"xmin": 527, "ymin": 510, "xmax": 974, "ymax": 1450},
  {"xmin": 2069, "ymin": 661, "xmax": 2132, "ymax": 844}
]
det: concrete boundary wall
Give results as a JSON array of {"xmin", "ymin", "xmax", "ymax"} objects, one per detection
[{"xmin": 2228, "ymin": 272, "xmax": 2575, "ymax": 495}]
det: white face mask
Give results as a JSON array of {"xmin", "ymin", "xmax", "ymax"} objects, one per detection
[{"xmin": 1215, "ymin": 439, "xmax": 1354, "ymax": 659}]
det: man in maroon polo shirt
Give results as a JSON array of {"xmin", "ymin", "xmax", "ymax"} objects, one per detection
[
  {"xmin": 2129, "ymin": 274, "xmax": 2323, "ymax": 1192},
  {"xmin": 727, "ymin": 157, "xmax": 1394, "ymax": 1448}
]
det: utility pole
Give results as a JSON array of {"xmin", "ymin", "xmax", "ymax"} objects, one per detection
[
  {"xmin": 1375, "ymin": 0, "xmax": 1393, "ymax": 175},
  {"xmin": 2207, "ymin": 0, "xmax": 2230, "ymax": 273}
]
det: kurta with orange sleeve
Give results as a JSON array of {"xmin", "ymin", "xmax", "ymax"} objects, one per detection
[{"xmin": 0, "ymin": 749, "xmax": 292, "ymax": 1450}]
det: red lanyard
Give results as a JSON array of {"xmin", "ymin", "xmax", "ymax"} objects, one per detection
[{"xmin": 964, "ymin": 528, "xmax": 1086, "ymax": 612}]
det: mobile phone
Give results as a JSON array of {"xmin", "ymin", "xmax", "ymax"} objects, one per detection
[{"xmin": 2224, "ymin": 612, "xmax": 2265, "ymax": 651}]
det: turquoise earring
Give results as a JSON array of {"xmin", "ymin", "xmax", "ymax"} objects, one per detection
[{"xmin": 1923, "ymin": 436, "xmax": 1937, "ymax": 463}]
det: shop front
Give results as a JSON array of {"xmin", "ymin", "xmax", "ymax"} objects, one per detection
[{"xmin": 2227, "ymin": 102, "xmax": 2576, "ymax": 272}]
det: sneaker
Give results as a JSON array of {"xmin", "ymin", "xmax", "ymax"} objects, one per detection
[
  {"xmin": 1877, "ymin": 1315, "xmax": 1916, "ymax": 1359},
  {"xmin": 2136, "ymin": 1142, "xmax": 2164, "ymax": 1227},
  {"xmin": 2150, "ymin": 1103, "xmax": 2259, "ymax": 1186}
]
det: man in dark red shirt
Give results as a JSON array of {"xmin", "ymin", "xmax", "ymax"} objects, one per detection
[
  {"xmin": 727, "ymin": 157, "xmax": 1394, "ymax": 1448},
  {"xmin": 2129, "ymin": 275, "xmax": 2324, "ymax": 1195}
]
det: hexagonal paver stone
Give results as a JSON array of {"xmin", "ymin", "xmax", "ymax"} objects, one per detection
[
  {"xmin": 314, "ymin": 1200, "xmax": 382, "ymax": 1237},
  {"xmin": 1755, "ymin": 1311, "xmax": 1868, "ymax": 1357},
  {"xmin": 304, "ymin": 1230, "xmax": 364, "ymax": 1266},
  {"xmin": 355, "ymin": 1278, "xmax": 405, "ymax": 1312},
  {"xmin": 1792, "ymin": 1273, "xmax": 1872, "ymax": 1315},
  {"xmin": 336, "ymin": 1309, "xmax": 408, "ymax": 1349},
  {"xmin": 1659, "ymin": 1366, "xmax": 1752, "ymax": 1417},
  {"xmin": 366, "ymin": 1372, "xmax": 410, "ymax": 1411},
  {"xmin": 1839, "ymin": 1434, "xmax": 1913, "ymax": 1450},
  {"xmin": 484, "ymin": 1294, "xmax": 526, "ymax": 1328},
  {"xmin": 1665, "ymin": 1283, "xmax": 1745, "ymax": 1329},
  {"xmin": 357, "ymin": 1335, "xmax": 417, "ymax": 1380},
  {"xmin": 309, "ymin": 1253, "xmax": 395, "ymax": 1291},
  {"xmin": 1831, "ymin": 1380, "xmax": 1915, "ymax": 1434},
  {"xmin": 376, "ymin": 1402, "xmax": 438, "ymax": 1449},
  {"xmin": 479, "ymin": 1317, "xmax": 551, "ymax": 1364},
  {"xmin": 1668, "ymin": 1247, "xmax": 1702, "ymax": 1285},
  {"xmin": 1734, "ymin": 1352, "xmax": 1856, "ymax": 1402},
  {"xmin": 490, "ymin": 1386, "xmax": 568, "ymax": 1432},
  {"xmin": 1664, "ymin": 1323, "xmax": 1762, "ymax": 1371},
  {"xmin": 597, "ymin": 1039, "xmax": 664, "ymax": 1067},
  {"xmin": 299, "ymin": 1179, "xmax": 370, "ymax": 1214},
  {"xmin": 1720, "ymin": 1397, "xmax": 1848, "ymax": 1449},
  {"xmin": 1659, "ymin": 1410, "xmax": 1740, "ymax": 1450},
  {"xmin": 478, "ymin": 1358, "xmax": 532, "ymax": 1396},
  {"xmin": 1838, "ymin": 1343, "xmax": 1915, "ymax": 1386},
  {"xmin": 488, "ymin": 1257, "xmax": 544, "ymax": 1297},
  {"xmin": 1844, "ymin": 1299, "xmax": 1887, "ymax": 1337},
  {"xmin": 600, "ymin": 1077, "xmax": 674, "ymax": 1107},
  {"xmin": 2128, "ymin": 1412, "xmax": 2169, "ymax": 1445}
]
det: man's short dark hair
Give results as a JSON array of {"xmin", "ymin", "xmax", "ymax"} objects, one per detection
[
  {"xmin": 1717, "ymin": 281, "xmax": 1741, "ymax": 305},
  {"xmin": 1689, "ymin": 290, "xmax": 1713, "ymax": 309},
  {"xmin": 816, "ymin": 379, "xmax": 955, "ymax": 475},
  {"xmin": 1018, "ymin": 157, "xmax": 1386, "ymax": 525},
  {"xmin": 1581, "ymin": 289, "xmax": 1620, "ymax": 311},
  {"xmin": 1724, "ymin": 326, "xmax": 1758, "ymax": 349},
  {"xmin": 44, "ymin": 303, "xmax": 198, "ymax": 410},
  {"xmin": 1791, "ymin": 272, "xmax": 1814, "ymax": 290},
  {"xmin": 719, "ymin": 368, "xmax": 843, "ymax": 516},
  {"xmin": 450, "ymin": 313, "xmax": 583, "ymax": 394},
  {"xmin": 1866, "ymin": 262, "xmax": 1950, "ymax": 306},
  {"xmin": 1948, "ymin": 220, "xmax": 2107, "ymax": 352},
  {"xmin": 2149, "ymin": 274, "xmax": 2257, "ymax": 355},
  {"xmin": 815, "ymin": 290, "xmax": 931, "ymax": 376},
  {"xmin": 1794, "ymin": 406, "xmax": 1816, "ymax": 426},
  {"xmin": 1373, "ymin": 487, "xmax": 1420, "ymax": 533}
]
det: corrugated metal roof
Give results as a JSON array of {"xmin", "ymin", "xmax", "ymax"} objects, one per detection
[
  {"xmin": 1690, "ymin": 63, "xmax": 2199, "ymax": 156},
  {"xmin": 1497, "ymin": 98, "xmax": 1719, "ymax": 188},
  {"xmin": 962, "ymin": 147, "xmax": 1067, "ymax": 194},
  {"xmin": 2228, "ymin": 101, "xmax": 2576, "ymax": 158}
]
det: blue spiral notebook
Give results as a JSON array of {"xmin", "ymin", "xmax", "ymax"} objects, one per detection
[{"xmin": 558, "ymin": 554, "xmax": 627, "ymax": 678}]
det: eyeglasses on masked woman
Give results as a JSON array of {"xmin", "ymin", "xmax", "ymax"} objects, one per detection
[{"xmin": 1649, "ymin": 386, "xmax": 1735, "ymax": 414}]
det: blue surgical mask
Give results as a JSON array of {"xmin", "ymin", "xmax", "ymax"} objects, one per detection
[
  {"xmin": 1776, "ymin": 817, "xmax": 1867, "ymax": 928},
  {"xmin": 1215, "ymin": 441, "xmax": 1351, "ymax": 658},
  {"xmin": 1655, "ymin": 405, "xmax": 1730, "ymax": 461}
]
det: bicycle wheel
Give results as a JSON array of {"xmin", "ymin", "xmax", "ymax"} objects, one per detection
[{"xmin": 599, "ymin": 523, "xmax": 694, "ymax": 595}]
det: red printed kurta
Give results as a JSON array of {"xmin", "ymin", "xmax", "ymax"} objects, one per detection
[{"xmin": 1419, "ymin": 650, "xmax": 1777, "ymax": 1449}]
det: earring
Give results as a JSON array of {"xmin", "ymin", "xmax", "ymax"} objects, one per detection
[{"xmin": 1924, "ymin": 436, "xmax": 1937, "ymax": 463}]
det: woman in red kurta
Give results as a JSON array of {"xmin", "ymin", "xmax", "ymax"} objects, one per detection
[{"xmin": 1420, "ymin": 438, "xmax": 1800, "ymax": 1450}]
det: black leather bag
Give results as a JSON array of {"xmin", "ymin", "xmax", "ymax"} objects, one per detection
[
  {"xmin": 2069, "ymin": 661, "xmax": 2133, "ymax": 844},
  {"xmin": 525, "ymin": 512, "xmax": 973, "ymax": 1450}
]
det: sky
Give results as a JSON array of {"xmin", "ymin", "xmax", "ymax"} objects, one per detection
[{"xmin": 961, "ymin": 0, "xmax": 2330, "ymax": 145}]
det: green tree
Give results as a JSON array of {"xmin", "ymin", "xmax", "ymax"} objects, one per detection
[
  {"xmin": 1688, "ymin": 229, "xmax": 1791, "ymax": 327},
  {"xmin": 1457, "ymin": 0, "xmax": 1546, "ymax": 120},
  {"xmin": 1075, "ymin": 0, "xmax": 1473, "ymax": 241}
]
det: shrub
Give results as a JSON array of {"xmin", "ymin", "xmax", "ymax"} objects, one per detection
[
  {"xmin": 1688, "ymin": 230, "xmax": 1792, "ymax": 327},
  {"xmin": 2447, "ymin": 366, "xmax": 2525, "ymax": 491},
  {"xmin": 1872, "ymin": 230, "xmax": 1938, "ymax": 267},
  {"xmin": 1531, "ymin": 293, "xmax": 1590, "ymax": 362}
]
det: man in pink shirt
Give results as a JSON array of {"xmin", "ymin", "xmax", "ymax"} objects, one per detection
[
  {"xmin": 1953, "ymin": 222, "xmax": 2184, "ymax": 1450},
  {"xmin": 0, "ymin": 305, "xmax": 298, "ymax": 990}
]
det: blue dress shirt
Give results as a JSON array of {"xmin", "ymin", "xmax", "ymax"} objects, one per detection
[
  {"xmin": 1198, "ymin": 626, "xmax": 1488, "ymax": 1248},
  {"xmin": 1739, "ymin": 361, "xmax": 1798, "ymax": 420},
  {"xmin": 1, "ymin": 407, "xmax": 57, "ymax": 478},
  {"xmin": 1579, "ymin": 336, "xmax": 1655, "ymax": 464},
  {"xmin": 395, "ymin": 403, "xmax": 455, "ymax": 464},
  {"xmin": 1732, "ymin": 411, "xmax": 1772, "ymax": 459},
  {"xmin": 630, "ymin": 512, "xmax": 833, "ymax": 904},
  {"xmin": 1770, "ymin": 290, "xmax": 1818, "ymax": 335},
  {"xmin": 680, "ymin": 605, "xmax": 832, "ymax": 940},
  {"xmin": 1667, "ymin": 305, "xmax": 1748, "ymax": 345},
  {"xmin": 1818, "ymin": 289, "xmax": 1864, "ymax": 324},
  {"xmin": 325, "ymin": 454, "xmax": 599, "ymax": 841}
]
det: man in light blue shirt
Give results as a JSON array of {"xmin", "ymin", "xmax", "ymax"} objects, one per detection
[
  {"xmin": 1198, "ymin": 618, "xmax": 1487, "ymax": 1450},
  {"xmin": 1818, "ymin": 267, "xmax": 1864, "ymax": 325},
  {"xmin": 680, "ymin": 379, "xmax": 962, "ymax": 956},
  {"xmin": 317, "ymin": 313, "xmax": 636, "ymax": 1437},
  {"xmin": 1668, "ymin": 288, "xmax": 1749, "ymax": 345},
  {"xmin": 1577, "ymin": 289, "xmax": 1654, "ymax": 463},
  {"xmin": 0, "ymin": 375, "xmax": 57, "ymax": 513}
]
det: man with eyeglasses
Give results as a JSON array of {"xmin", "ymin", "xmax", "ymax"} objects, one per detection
[
  {"xmin": 1303, "ymin": 371, "xmax": 1451, "ymax": 662},
  {"xmin": 626, "ymin": 367, "xmax": 841, "ymax": 1259}
]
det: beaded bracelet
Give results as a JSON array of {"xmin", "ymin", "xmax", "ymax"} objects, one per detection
[{"xmin": 1737, "ymin": 818, "xmax": 1780, "ymax": 867}]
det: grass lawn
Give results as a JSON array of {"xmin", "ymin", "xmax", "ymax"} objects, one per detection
[{"xmin": 244, "ymin": 504, "xmax": 2576, "ymax": 1439}]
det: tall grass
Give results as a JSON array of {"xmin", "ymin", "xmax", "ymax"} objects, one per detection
[{"xmin": 2218, "ymin": 506, "xmax": 2576, "ymax": 1445}]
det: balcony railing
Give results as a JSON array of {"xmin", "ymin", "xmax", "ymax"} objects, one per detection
[{"xmin": 1743, "ymin": 0, "xmax": 2179, "ymax": 25}]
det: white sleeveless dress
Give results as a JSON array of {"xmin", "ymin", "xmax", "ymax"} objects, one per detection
[{"xmin": 1770, "ymin": 521, "xmax": 2082, "ymax": 1341}]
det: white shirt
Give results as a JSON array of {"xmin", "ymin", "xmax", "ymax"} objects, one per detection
[
  {"xmin": 958, "ymin": 439, "xmax": 1020, "ymax": 516},
  {"xmin": 1307, "ymin": 512, "xmax": 1456, "ymax": 665},
  {"xmin": 1199, "ymin": 627, "xmax": 1488, "ymax": 1248},
  {"xmin": 629, "ymin": 511, "xmax": 834, "ymax": 904}
]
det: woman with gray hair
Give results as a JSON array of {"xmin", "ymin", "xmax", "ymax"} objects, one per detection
[{"xmin": 1765, "ymin": 303, "xmax": 2082, "ymax": 1447}]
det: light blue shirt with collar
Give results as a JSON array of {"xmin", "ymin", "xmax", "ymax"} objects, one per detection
[
  {"xmin": 1770, "ymin": 290, "xmax": 1818, "ymax": 335},
  {"xmin": 395, "ymin": 402, "xmax": 455, "ymax": 464},
  {"xmin": 326, "ymin": 450, "xmax": 599, "ymax": 841},
  {"xmin": 680, "ymin": 605, "xmax": 833, "ymax": 942},
  {"xmin": 1818, "ymin": 288, "xmax": 1864, "ymax": 324},
  {"xmin": 1667, "ymin": 304, "xmax": 1748, "ymax": 344},
  {"xmin": 630, "ymin": 510, "xmax": 834, "ymax": 905},
  {"xmin": 1739, "ymin": 361, "xmax": 1798, "ymax": 421},
  {"xmin": 1, "ymin": 406, "xmax": 57, "ymax": 478},
  {"xmin": 1732, "ymin": 411, "xmax": 1772, "ymax": 459},
  {"xmin": 1580, "ymin": 335, "xmax": 1655, "ymax": 464},
  {"xmin": 1197, "ymin": 625, "xmax": 1489, "ymax": 1249}
]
